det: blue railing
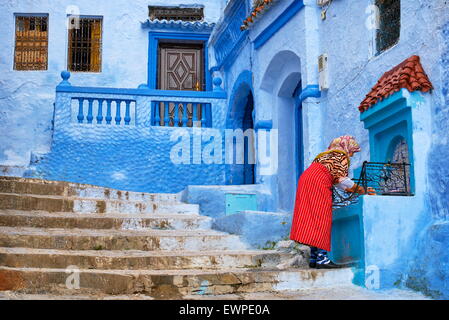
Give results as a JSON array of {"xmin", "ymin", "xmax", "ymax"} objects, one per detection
[
  {"xmin": 151, "ymin": 101, "xmax": 212, "ymax": 127},
  {"xmin": 54, "ymin": 71, "xmax": 225, "ymax": 129},
  {"xmin": 73, "ymin": 97, "xmax": 136, "ymax": 125}
]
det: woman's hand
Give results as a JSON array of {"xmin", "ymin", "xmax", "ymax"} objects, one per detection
[
  {"xmin": 345, "ymin": 185, "xmax": 376, "ymax": 195},
  {"xmin": 345, "ymin": 184, "xmax": 362, "ymax": 194}
]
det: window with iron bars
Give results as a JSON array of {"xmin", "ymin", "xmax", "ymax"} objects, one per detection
[
  {"xmin": 14, "ymin": 15, "xmax": 49, "ymax": 71},
  {"xmin": 67, "ymin": 17, "xmax": 102, "ymax": 72},
  {"xmin": 332, "ymin": 160, "xmax": 412, "ymax": 209},
  {"xmin": 375, "ymin": 0, "xmax": 401, "ymax": 54},
  {"xmin": 149, "ymin": 6, "xmax": 204, "ymax": 22}
]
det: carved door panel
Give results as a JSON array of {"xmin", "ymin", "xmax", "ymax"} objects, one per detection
[{"xmin": 158, "ymin": 44, "xmax": 203, "ymax": 91}]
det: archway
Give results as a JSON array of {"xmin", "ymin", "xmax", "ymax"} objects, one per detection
[
  {"xmin": 260, "ymin": 51, "xmax": 303, "ymax": 211},
  {"xmin": 226, "ymin": 71, "xmax": 255, "ymax": 185}
]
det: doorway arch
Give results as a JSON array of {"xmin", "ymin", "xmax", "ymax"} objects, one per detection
[
  {"xmin": 260, "ymin": 50, "xmax": 303, "ymax": 211},
  {"xmin": 226, "ymin": 70, "xmax": 255, "ymax": 185}
]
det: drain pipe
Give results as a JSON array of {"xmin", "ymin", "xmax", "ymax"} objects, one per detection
[{"xmin": 299, "ymin": 84, "xmax": 321, "ymax": 104}]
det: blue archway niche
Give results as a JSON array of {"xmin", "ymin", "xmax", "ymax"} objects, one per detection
[
  {"xmin": 226, "ymin": 70, "xmax": 255, "ymax": 185},
  {"xmin": 260, "ymin": 50, "xmax": 303, "ymax": 211},
  {"xmin": 331, "ymin": 88, "xmax": 420, "ymax": 287},
  {"xmin": 361, "ymin": 89, "xmax": 416, "ymax": 193}
]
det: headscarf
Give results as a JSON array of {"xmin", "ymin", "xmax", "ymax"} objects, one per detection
[{"xmin": 327, "ymin": 135, "xmax": 361, "ymax": 156}]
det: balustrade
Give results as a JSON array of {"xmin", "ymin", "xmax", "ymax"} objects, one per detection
[
  {"xmin": 73, "ymin": 97, "xmax": 135, "ymax": 125},
  {"xmin": 151, "ymin": 101, "xmax": 212, "ymax": 127},
  {"xmin": 56, "ymin": 71, "xmax": 224, "ymax": 129}
]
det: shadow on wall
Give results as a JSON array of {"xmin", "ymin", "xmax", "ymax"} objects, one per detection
[
  {"xmin": 405, "ymin": 22, "xmax": 449, "ymax": 299},
  {"xmin": 406, "ymin": 221, "xmax": 449, "ymax": 299}
]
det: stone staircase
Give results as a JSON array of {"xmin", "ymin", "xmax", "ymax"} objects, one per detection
[{"xmin": 0, "ymin": 176, "xmax": 354, "ymax": 299}]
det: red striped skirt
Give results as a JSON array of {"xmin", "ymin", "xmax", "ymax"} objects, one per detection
[{"xmin": 290, "ymin": 162, "xmax": 333, "ymax": 251}]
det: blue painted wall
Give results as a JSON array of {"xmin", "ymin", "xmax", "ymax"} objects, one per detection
[
  {"xmin": 295, "ymin": 0, "xmax": 445, "ymax": 297},
  {"xmin": 405, "ymin": 20, "xmax": 449, "ymax": 299},
  {"xmin": 35, "ymin": 125, "xmax": 228, "ymax": 193}
]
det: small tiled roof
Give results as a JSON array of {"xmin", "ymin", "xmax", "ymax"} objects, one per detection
[
  {"xmin": 141, "ymin": 19, "xmax": 215, "ymax": 32},
  {"xmin": 358, "ymin": 55, "xmax": 433, "ymax": 112}
]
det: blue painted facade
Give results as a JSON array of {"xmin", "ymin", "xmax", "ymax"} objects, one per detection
[
  {"xmin": 209, "ymin": 0, "xmax": 448, "ymax": 298},
  {"xmin": 33, "ymin": 70, "xmax": 228, "ymax": 193},
  {"xmin": 1, "ymin": 0, "xmax": 448, "ymax": 298}
]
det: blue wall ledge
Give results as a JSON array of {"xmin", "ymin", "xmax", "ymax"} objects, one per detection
[{"xmin": 56, "ymin": 85, "xmax": 227, "ymax": 99}]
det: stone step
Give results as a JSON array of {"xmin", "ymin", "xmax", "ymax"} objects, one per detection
[
  {"xmin": 0, "ymin": 286, "xmax": 430, "ymax": 300},
  {"xmin": 0, "ymin": 210, "xmax": 211, "ymax": 230},
  {"xmin": 0, "ymin": 291, "xmax": 156, "ymax": 300},
  {"xmin": 0, "ymin": 247, "xmax": 290, "ymax": 270},
  {"xmin": 0, "ymin": 177, "xmax": 181, "ymax": 202},
  {"xmin": 0, "ymin": 193, "xmax": 199, "ymax": 215},
  {"xmin": 0, "ymin": 266, "xmax": 354, "ymax": 298},
  {"xmin": 182, "ymin": 287, "xmax": 431, "ymax": 300},
  {"xmin": 0, "ymin": 227, "xmax": 247, "ymax": 251}
]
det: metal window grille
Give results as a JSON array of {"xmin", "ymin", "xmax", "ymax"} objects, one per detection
[
  {"xmin": 149, "ymin": 6, "xmax": 204, "ymax": 22},
  {"xmin": 358, "ymin": 161, "xmax": 412, "ymax": 196},
  {"xmin": 376, "ymin": 0, "xmax": 401, "ymax": 54},
  {"xmin": 68, "ymin": 17, "xmax": 102, "ymax": 72},
  {"xmin": 14, "ymin": 15, "xmax": 49, "ymax": 71},
  {"xmin": 391, "ymin": 138, "xmax": 411, "ymax": 188},
  {"xmin": 332, "ymin": 161, "xmax": 413, "ymax": 209}
]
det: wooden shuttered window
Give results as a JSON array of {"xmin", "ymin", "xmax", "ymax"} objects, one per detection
[
  {"xmin": 14, "ymin": 15, "xmax": 49, "ymax": 71},
  {"xmin": 68, "ymin": 17, "xmax": 102, "ymax": 72}
]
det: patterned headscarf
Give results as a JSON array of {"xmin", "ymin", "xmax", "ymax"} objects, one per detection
[{"xmin": 327, "ymin": 135, "xmax": 361, "ymax": 156}]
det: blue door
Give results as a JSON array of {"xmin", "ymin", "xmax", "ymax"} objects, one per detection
[
  {"xmin": 228, "ymin": 91, "xmax": 255, "ymax": 185},
  {"xmin": 243, "ymin": 93, "xmax": 255, "ymax": 184}
]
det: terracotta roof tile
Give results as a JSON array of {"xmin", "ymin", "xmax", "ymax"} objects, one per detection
[
  {"xmin": 241, "ymin": 0, "xmax": 274, "ymax": 31},
  {"xmin": 358, "ymin": 55, "xmax": 433, "ymax": 112}
]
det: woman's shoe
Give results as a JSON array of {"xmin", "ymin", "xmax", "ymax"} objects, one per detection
[
  {"xmin": 309, "ymin": 246, "xmax": 318, "ymax": 269},
  {"xmin": 315, "ymin": 249, "xmax": 343, "ymax": 268}
]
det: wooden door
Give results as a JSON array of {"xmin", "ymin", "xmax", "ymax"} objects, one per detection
[{"xmin": 158, "ymin": 43, "xmax": 203, "ymax": 91}]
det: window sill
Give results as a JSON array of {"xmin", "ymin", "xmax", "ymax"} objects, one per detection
[{"xmin": 369, "ymin": 40, "xmax": 400, "ymax": 62}]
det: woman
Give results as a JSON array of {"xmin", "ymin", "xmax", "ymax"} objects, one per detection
[{"xmin": 290, "ymin": 135, "xmax": 372, "ymax": 269}]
